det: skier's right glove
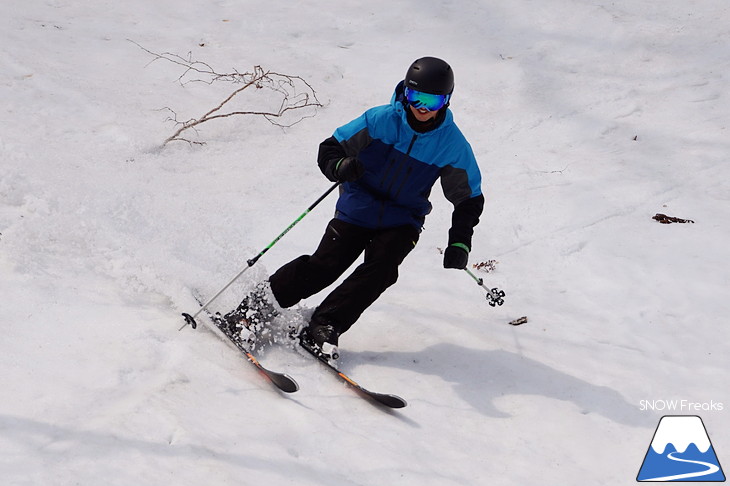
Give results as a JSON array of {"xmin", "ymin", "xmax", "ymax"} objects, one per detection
[{"xmin": 334, "ymin": 157, "xmax": 365, "ymax": 182}]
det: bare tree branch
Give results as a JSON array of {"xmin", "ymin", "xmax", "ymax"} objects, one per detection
[{"xmin": 131, "ymin": 41, "xmax": 324, "ymax": 147}]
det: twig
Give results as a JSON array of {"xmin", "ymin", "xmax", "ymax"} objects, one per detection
[
  {"xmin": 653, "ymin": 213, "xmax": 695, "ymax": 224},
  {"xmin": 131, "ymin": 41, "xmax": 323, "ymax": 147}
]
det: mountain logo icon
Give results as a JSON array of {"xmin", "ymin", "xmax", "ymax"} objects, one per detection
[{"xmin": 637, "ymin": 415, "xmax": 726, "ymax": 482}]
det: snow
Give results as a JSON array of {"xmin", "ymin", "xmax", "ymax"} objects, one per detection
[{"xmin": 1, "ymin": 1, "xmax": 729, "ymax": 485}]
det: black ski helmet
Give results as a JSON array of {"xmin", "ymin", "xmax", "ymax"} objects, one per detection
[{"xmin": 405, "ymin": 57, "xmax": 454, "ymax": 95}]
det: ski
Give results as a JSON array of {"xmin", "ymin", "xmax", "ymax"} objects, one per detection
[
  {"xmin": 182, "ymin": 304, "xmax": 299, "ymax": 394},
  {"xmin": 298, "ymin": 337, "xmax": 407, "ymax": 409}
]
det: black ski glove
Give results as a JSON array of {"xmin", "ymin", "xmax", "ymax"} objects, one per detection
[
  {"xmin": 334, "ymin": 157, "xmax": 365, "ymax": 182},
  {"xmin": 443, "ymin": 243, "xmax": 469, "ymax": 270}
]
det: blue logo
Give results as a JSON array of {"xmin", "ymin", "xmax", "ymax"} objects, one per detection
[{"xmin": 637, "ymin": 415, "xmax": 725, "ymax": 482}]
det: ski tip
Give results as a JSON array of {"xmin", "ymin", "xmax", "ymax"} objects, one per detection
[
  {"xmin": 381, "ymin": 395, "xmax": 407, "ymax": 409},
  {"xmin": 264, "ymin": 370, "xmax": 299, "ymax": 393},
  {"xmin": 276, "ymin": 375, "xmax": 300, "ymax": 394}
]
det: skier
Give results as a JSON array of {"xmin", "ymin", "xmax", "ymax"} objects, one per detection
[{"xmin": 224, "ymin": 57, "xmax": 484, "ymax": 359}]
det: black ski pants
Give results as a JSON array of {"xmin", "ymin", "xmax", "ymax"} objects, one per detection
[{"xmin": 269, "ymin": 218, "xmax": 419, "ymax": 335}]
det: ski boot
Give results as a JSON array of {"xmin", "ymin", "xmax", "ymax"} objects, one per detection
[
  {"xmin": 301, "ymin": 322, "xmax": 340, "ymax": 361},
  {"xmin": 219, "ymin": 282, "xmax": 278, "ymax": 347}
]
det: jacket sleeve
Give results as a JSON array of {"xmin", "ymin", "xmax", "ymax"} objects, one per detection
[
  {"xmin": 318, "ymin": 110, "xmax": 376, "ymax": 182},
  {"xmin": 440, "ymin": 162, "xmax": 484, "ymax": 250},
  {"xmin": 448, "ymin": 194, "xmax": 484, "ymax": 250},
  {"xmin": 317, "ymin": 136, "xmax": 347, "ymax": 182}
]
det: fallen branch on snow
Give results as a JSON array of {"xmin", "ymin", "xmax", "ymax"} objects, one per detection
[
  {"xmin": 131, "ymin": 41, "xmax": 324, "ymax": 147},
  {"xmin": 652, "ymin": 213, "xmax": 695, "ymax": 224}
]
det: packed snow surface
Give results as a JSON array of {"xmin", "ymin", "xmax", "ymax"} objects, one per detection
[{"xmin": 1, "ymin": 1, "xmax": 729, "ymax": 485}]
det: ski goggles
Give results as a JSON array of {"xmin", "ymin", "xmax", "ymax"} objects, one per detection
[{"xmin": 404, "ymin": 87, "xmax": 451, "ymax": 111}]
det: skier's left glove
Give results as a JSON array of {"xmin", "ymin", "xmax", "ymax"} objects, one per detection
[{"xmin": 443, "ymin": 243, "xmax": 469, "ymax": 270}]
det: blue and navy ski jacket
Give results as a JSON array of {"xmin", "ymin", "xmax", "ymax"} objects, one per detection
[{"xmin": 318, "ymin": 82, "xmax": 484, "ymax": 249}]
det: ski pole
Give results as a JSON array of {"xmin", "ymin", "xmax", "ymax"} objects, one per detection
[
  {"xmin": 464, "ymin": 268, "xmax": 526, "ymax": 326},
  {"xmin": 181, "ymin": 181, "xmax": 340, "ymax": 330},
  {"xmin": 464, "ymin": 267, "xmax": 506, "ymax": 308}
]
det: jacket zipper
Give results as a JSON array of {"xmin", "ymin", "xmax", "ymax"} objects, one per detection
[
  {"xmin": 377, "ymin": 134, "xmax": 418, "ymax": 226},
  {"xmin": 391, "ymin": 134, "xmax": 418, "ymax": 196},
  {"xmin": 383, "ymin": 134, "xmax": 417, "ymax": 194},
  {"xmin": 394, "ymin": 166, "xmax": 413, "ymax": 199}
]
